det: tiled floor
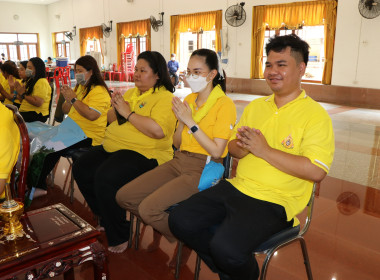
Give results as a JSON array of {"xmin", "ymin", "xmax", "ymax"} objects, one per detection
[{"xmin": 30, "ymin": 81, "xmax": 380, "ymax": 280}]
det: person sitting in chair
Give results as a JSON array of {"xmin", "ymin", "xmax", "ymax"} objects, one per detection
[
  {"xmin": 168, "ymin": 34, "xmax": 335, "ymax": 280},
  {"xmin": 116, "ymin": 48, "xmax": 236, "ymax": 266},
  {"xmin": 167, "ymin": 53, "xmax": 180, "ymax": 86},
  {"xmin": 0, "ymin": 103, "xmax": 20, "ymax": 200}
]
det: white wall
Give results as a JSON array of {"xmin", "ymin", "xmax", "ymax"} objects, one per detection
[
  {"xmin": 2, "ymin": 0, "xmax": 380, "ymax": 89},
  {"xmin": 0, "ymin": 1, "xmax": 50, "ymax": 60}
]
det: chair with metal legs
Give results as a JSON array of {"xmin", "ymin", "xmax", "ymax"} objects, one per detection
[{"xmin": 194, "ymin": 182, "xmax": 317, "ymax": 280}]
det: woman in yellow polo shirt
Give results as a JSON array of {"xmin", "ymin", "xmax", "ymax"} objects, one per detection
[
  {"xmin": 72, "ymin": 51, "xmax": 177, "ymax": 253},
  {"xmin": 30, "ymin": 55, "xmax": 111, "ymax": 198},
  {"xmin": 0, "ymin": 61, "xmax": 22, "ymax": 108},
  {"xmin": 115, "ymin": 49, "xmax": 237, "ymax": 261},
  {"xmin": 15, "ymin": 57, "xmax": 51, "ymax": 122},
  {"xmin": 0, "ymin": 103, "xmax": 20, "ymax": 200}
]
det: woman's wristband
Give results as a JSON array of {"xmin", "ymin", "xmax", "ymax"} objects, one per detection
[{"xmin": 126, "ymin": 111, "xmax": 135, "ymax": 122}]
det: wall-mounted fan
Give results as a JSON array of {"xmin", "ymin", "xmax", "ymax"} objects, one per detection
[
  {"xmin": 64, "ymin": 26, "xmax": 76, "ymax": 41},
  {"xmin": 64, "ymin": 32, "xmax": 74, "ymax": 41},
  {"xmin": 225, "ymin": 2, "xmax": 246, "ymax": 27},
  {"xmin": 150, "ymin": 12, "xmax": 164, "ymax": 32},
  {"xmin": 358, "ymin": 0, "xmax": 380, "ymax": 19},
  {"xmin": 101, "ymin": 21, "xmax": 113, "ymax": 38}
]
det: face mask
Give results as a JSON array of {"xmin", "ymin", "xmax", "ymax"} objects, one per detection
[
  {"xmin": 25, "ymin": 68, "xmax": 34, "ymax": 78},
  {"xmin": 75, "ymin": 73, "xmax": 86, "ymax": 85},
  {"xmin": 171, "ymin": 57, "xmax": 175, "ymax": 61},
  {"xmin": 186, "ymin": 74, "xmax": 211, "ymax": 93}
]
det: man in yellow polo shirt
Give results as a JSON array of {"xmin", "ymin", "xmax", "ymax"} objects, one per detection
[
  {"xmin": 169, "ymin": 34, "xmax": 335, "ymax": 280},
  {"xmin": 0, "ymin": 103, "xmax": 20, "ymax": 199}
]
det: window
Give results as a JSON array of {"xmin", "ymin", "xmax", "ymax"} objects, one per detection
[
  {"xmin": 0, "ymin": 33, "xmax": 39, "ymax": 62},
  {"xmin": 179, "ymin": 30, "xmax": 216, "ymax": 70},
  {"xmin": 86, "ymin": 38, "xmax": 101, "ymax": 53},
  {"xmin": 262, "ymin": 25, "xmax": 325, "ymax": 82},
  {"xmin": 124, "ymin": 36, "xmax": 147, "ymax": 64},
  {"xmin": 54, "ymin": 32, "xmax": 71, "ymax": 60}
]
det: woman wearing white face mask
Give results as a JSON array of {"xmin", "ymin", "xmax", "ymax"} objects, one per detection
[
  {"xmin": 116, "ymin": 48, "xmax": 237, "ymax": 265},
  {"xmin": 13, "ymin": 57, "xmax": 51, "ymax": 122},
  {"xmin": 29, "ymin": 55, "xmax": 111, "ymax": 198}
]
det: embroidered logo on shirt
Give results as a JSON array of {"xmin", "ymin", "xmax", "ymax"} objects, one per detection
[
  {"xmin": 139, "ymin": 102, "xmax": 146, "ymax": 108},
  {"xmin": 281, "ymin": 134, "xmax": 294, "ymax": 149}
]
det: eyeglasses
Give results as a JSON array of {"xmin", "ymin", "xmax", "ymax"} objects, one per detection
[{"xmin": 185, "ymin": 71, "xmax": 209, "ymax": 79}]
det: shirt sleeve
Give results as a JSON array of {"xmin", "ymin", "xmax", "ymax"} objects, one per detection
[
  {"xmin": 213, "ymin": 97, "xmax": 237, "ymax": 140},
  {"xmin": 300, "ymin": 111, "xmax": 335, "ymax": 173},
  {"xmin": 149, "ymin": 93, "xmax": 176, "ymax": 137},
  {"xmin": 33, "ymin": 79, "xmax": 50, "ymax": 100},
  {"xmin": 84, "ymin": 86, "xmax": 110, "ymax": 115}
]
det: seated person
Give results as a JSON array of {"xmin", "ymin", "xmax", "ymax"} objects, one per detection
[
  {"xmin": 0, "ymin": 103, "xmax": 20, "ymax": 201},
  {"xmin": 0, "ymin": 61, "xmax": 22, "ymax": 108},
  {"xmin": 116, "ymin": 49, "xmax": 236, "ymax": 265},
  {"xmin": 167, "ymin": 53, "xmax": 179, "ymax": 86},
  {"xmin": 72, "ymin": 51, "xmax": 177, "ymax": 254},
  {"xmin": 46, "ymin": 57, "xmax": 54, "ymax": 66},
  {"xmin": 168, "ymin": 34, "xmax": 335, "ymax": 280},
  {"xmin": 12, "ymin": 57, "xmax": 51, "ymax": 123},
  {"xmin": 29, "ymin": 55, "xmax": 111, "ymax": 198}
]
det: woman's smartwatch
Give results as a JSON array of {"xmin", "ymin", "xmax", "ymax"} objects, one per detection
[{"xmin": 188, "ymin": 125, "xmax": 199, "ymax": 134}]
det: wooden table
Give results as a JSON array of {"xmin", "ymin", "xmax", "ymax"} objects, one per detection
[{"xmin": 0, "ymin": 203, "xmax": 108, "ymax": 280}]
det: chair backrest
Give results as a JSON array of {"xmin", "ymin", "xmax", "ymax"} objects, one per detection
[
  {"xmin": 6, "ymin": 104, "xmax": 30, "ymax": 199},
  {"xmin": 126, "ymin": 43, "xmax": 133, "ymax": 53}
]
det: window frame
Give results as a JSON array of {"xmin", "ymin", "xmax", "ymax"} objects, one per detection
[{"xmin": 0, "ymin": 32, "xmax": 40, "ymax": 62}]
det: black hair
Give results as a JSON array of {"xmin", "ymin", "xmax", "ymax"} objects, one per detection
[
  {"xmin": 265, "ymin": 34, "xmax": 310, "ymax": 66},
  {"xmin": 74, "ymin": 55, "xmax": 111, "ymax": 99},
  {"xmin": 190, "ymin": 48, "xmax": 226, "ymax": 92},
  {"xmin": 0, "ymin": 61, "xmax": 20, "ymax": 79},
  {"xmin": 25, "ymin": 57, "xmax": 47, "ymax": 96},
  {"xmin": 137, "ymin": 51, "xmax": 175, "ymax": 93},
  {"xmin": 19, "ymin": 61, "xmax": 29, "ymax": 83},
  {"xmin": 48, "ymin": 57, "xmax": 52, "ymax": 60},
  {"xmin": 19, "ymin": 60, "xmax": 28, "ymax": 69}
]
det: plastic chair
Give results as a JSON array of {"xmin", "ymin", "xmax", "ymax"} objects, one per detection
[
  {"xmin": 6, "ymin": 104, "xmax": 30, "ymax": 200},
  {"xmin": 61, "ymin": 66, "xmax": 72, "ymax": 86},
  {"xmin": 49, "ymin": 67, "xmax": 64, "ymax": 88},
  {"xmin": 113, "ymin": 64, "xmax": 124, "ymax": 82},
  {"xmin": 193, "ymin": 182, "xmax": 317, "ymax": 280},
  {"xmin": 105, "ymin": 63, "xmax": 117, "ymax": 81},
  {"xmin": 129, "ymin": 153, "xmax": 234, "ymax": 279}
]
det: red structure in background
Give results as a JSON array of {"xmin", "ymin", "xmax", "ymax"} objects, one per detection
[{"xmin": 121, "ymin": 43, "xmax": 135, "ymax": 82}]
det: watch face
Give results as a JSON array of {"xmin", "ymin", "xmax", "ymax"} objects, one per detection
[{"xmin": 191, "ymin": 125, "xmax": 198, "ymax": 133}]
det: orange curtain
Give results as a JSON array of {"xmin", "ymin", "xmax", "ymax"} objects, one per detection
[
  {"xmin": 116, "ymin": 19, "xmax": 151, "ymax": 66},
  {"xmin": 170, "ymin": 10, "xmax": 222, "ymax": 60},
  {"xmin": 251, "ymin": 0, "xmax": 337, "ymax": 84},
  {"xmin": 51, "ymin": 33, "xmax": 57, "ymax": 58},
  {"xmin": 79, "ymin": 26, "xmax": 103, "ymax": 56}
]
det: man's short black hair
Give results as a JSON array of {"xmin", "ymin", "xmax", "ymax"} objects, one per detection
[{"xmin": 265, "ymin": 34, "xmax": 310, "ymax": 66}]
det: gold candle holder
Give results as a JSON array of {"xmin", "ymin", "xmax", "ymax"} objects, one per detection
[{"xmin": 0, "ymin": 183, "xmax": 24, "ymax": 240}]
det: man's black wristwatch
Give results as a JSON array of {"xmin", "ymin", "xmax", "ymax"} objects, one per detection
[{"xmin": 70, "ymin": 97, "xmax": 77, "ymax": 105}]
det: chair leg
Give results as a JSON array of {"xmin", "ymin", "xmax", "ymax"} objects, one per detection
[
  {"xmin": 135, "ymin": 217, "xmax": 141, "ymax": 250},
  {"xmin": 299, "ymin": 237, "xmax": 313, "ymax": 280},
  {"xmin": 128, "ymin": 212, "xmax": 134, "ymax": 249},
  {"xmin": 194, "ymin": 254, "xmax": 201, "ymax": 280},
  {"xmin": 259, "ymin": 249, "xmax": 275, "ymax": 280},
  {"xmin": 175, "ymin": 241, "xmax": 183, "ymax": 279},
  {"xmin": 67, "ymin": 158, "xmax": 74, "ymax": 204}
]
